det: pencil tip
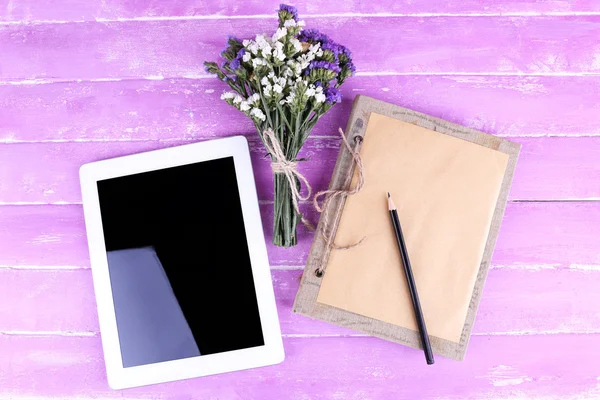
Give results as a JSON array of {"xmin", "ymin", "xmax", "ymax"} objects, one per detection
[{"xmin": 387, "ymin": 193, "xmax": 396, "ymax": 210}]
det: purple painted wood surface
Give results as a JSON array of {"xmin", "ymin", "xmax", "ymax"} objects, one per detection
[
  {"xmin": 2, "ymin": 334, "xmax": 600, "ymax": 399},
  {"xmin": 0, "ymin": 136, "xmax": 598, "ymax": 204},
  {"xmin": 0, "ymin": 202, "xmax": 599, "ymax": 268},
  {"xmin": 2, "ymin": 17, "xmax": 600, "ymax": 80},
  {"xmin": 3, "ymin": 0, "xmax": 600, "ymax": 22},
  {"xmin": 2, "ymin": 268, "xmax": 600, "ymax": 336},
  {"xmin": 2, "ymin": 76, "xmax": 600, "ymax": 142},
  {"xmin": 1, "ymin": 0, "xmax": 599, "ymax": 398}
]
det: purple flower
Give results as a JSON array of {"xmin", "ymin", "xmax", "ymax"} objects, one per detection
[
  {"xmin": 304, "ymin": 61, "xmax": 341, "ymax": 76},
  {"xmin": 325, "ymin": 87, "xmax": 342, "ymax": 104},
  {"xmin": 279, "ymin": 4, "xmax": 298, "ymax": 21},
  {"xmin": 229, "ymin": 59, "xmax": 240, "ymax": 70},
  {"xmin": 321, "ymin": 41, "xmax": 342, "ymax": 59},
  {"xmin": 230, "ymin": 48, "xmax": 245, "ymax": 70},
  {"xmin": 298, "ymin": 29, "xmax": 331, "ymax": 44},
  {"xmin": 339, "ymin": 44, "xmax": 352, "ymax": 59},
  {"xmin": 346, "ymin": 61, "xmax": 356, "ymax": 74}
]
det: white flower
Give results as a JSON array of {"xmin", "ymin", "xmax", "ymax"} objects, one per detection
[
  {"xmin": 273, "ymin": 48, "xmax": 286, "ymax": 61},
  {"xmin": 220, "ymin": 91, "xmax": 236, "ymax": 100},
  {"xmin": 233, "ymin": 95, "xmax": 243, "ymax": 104},
  {"xmin": 243, "ymin": 39, "xmax": 251, "ymax": 47},
  {"xmin": 250, "ymin": 107, "xmax": 266, "ymax": 121},
  {"xmin": 283, "ymin": 20, "xmax": 296, "ymax": 28},
  {"xmin": 309, "ymin": 43, "xmax": 321, "ymax": 54},
  {"xmin": 268, "ymin": 71, "xmax": 276, "ymax": 79},
  {"xmin": 240, "ymin": 101, "xmax": 250, "ymax": 112},
  {"xmin": 284, "ymin": 92, "xmax": 295, "ymax": 104},
  {"xmin": 261, "ymin": 76, "xmax": 270, "ymax": 86},
  {"xmin": 308, "ymin": 43, "xmax": 323, "ymax": 57},
  {"xmin": 242, "ymin": 52, "xmax": 251, "ymax": 62},
  {"xmin": 314, "ymin": 93, "xmax": 326, "ymax": 103},
  {"xmin": 251, "ymin": 58, "xmax": 267, "ymax": 68},
  {"xmin": 247, "ymin": 42, "xmax": 259, "ymax": 55},
  {"xmin": 272, "ymin": 27, "xmax": 288, "ymax": 41},
  {"xmin": 263, "ymin": 84, "xmax": 273, "ymax": 97},
  {"xmin": 273, "ymin": 84, "xmax": 283, "ymax": 94},
  {"xmin": 306, "ymin": 87, "xmax": 316, "ymax": 97},
  {"xmin": 255, "ymin": 34, "xmax": 267, "ymax": 44},
  {"xmin": 290, "ymin": 38, "xmax": 302, "ymax": 53},
  {"xmin": 297, "ymin": 53, "xmax": 315, "ymax": 70},
  {"xmin": 249, "ymin": 93, "xmax": 261, "ymax": 104},
  {"xmin": 297, "ymin": 20, "xmax": 306, "ymax": 27},
  {"xmin": 261, "ymin": 44, "xmax": 272, "ymax": 57},
  {"xmin": 273, "ymin": 41, "xmax": 285, "ymax": 61}
]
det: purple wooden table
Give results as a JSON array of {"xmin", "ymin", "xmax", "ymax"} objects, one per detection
[{"xmin": 1, "ymin": 0, "xmax": 600, "ymax": 398}]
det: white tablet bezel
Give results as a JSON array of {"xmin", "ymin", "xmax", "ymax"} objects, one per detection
[{"xmin": 80, "ymin": 136, "xmax": 284, "ymax": 390}]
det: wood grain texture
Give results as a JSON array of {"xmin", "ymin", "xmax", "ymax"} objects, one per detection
[
  {"xmin": 2, "ymin": 17, "xmax": 600, "ymax": 81},
  {"xmin": 2, "ymin": 0, "xmax": 600, "ymax": 22},
  {"xmin": 0, "ymin": 136, "xmax": 597, "ymax": 205},
  {"xmin": 1, "ymin": 334, "xmax": 600, "ymax": 399},
  {"xmin": 1, "ymin": 0, "xmax": 599, "ymax": 396},
  {"xmin": 2, "ymin": 268, "xmax": 599, "ymax": 336},
  {"xmin": 0, "ymin": 202, "xmax": 598, "ymax": 268},
  {"xmin": 2, "ymin": 76, "xmax": 600, "ymax": 142}
]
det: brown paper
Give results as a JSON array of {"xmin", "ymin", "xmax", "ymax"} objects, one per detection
[{"xmin": 316, "ymin": 113, "xmax": 509, "ymax": 343}]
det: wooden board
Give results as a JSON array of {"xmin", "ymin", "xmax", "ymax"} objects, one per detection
[
  {"xmin": 0, "ymin": 136, "xmax": 599, "ymax": 204},
  {"xmin": 1, "ymin": 1, "xmax": 600, "ymax": 398}
]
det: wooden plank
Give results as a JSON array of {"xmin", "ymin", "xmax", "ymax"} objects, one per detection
[
  {"xmin": 2, "ymin": 76, "xmax": 600, "ymax": 142},
  {"xmin": 0, "ymin": 136, "xmax": 598, "ymax": 204},
  {"xmin": 0, "ymin": 202, "xmax": 598, "ymax": 268},
  {"xmin": 1, "ymin": 268, "xmax": 599, "ymax": 336},
  {"xmin": 2, "ymin": 17, "xmax": 600, "ymax": 81},
  {"xmin": 1, "ymin": 334, "xmax": 599, "ymax": 399},
  {"xmin": 2, "ymin": 0, "xmax": 600, "ymax": 22}
]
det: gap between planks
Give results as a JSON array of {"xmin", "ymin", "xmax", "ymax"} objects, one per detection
[
  {"xmin": 1, "ymin": 199, "xmax": 599, "ymax": 206},
  {"xmin": 1, "ymin": 132, "xmax": 600, "ymax": 144},
  {"xmin": 1, "ymin": 264, "xmax": 599, "ymax": 271},
  {"xmin": 2, "ymin": 330, "xmax": 600, "ymax": 338},
  {"xmin": 3, "ymin": 71, "xmax": 600, "ymax": 87},
  {"xmin": 1, "ymin": 11, "xmax": 600, "ymax": 26}
]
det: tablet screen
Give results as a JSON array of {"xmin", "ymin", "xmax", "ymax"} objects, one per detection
[{"xmin": 97, "ymin": 156, "xmax": 265, "ymax": 368}]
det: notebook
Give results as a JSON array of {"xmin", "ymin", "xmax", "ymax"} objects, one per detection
[{"xmin": 293, "ymin": 95, "xmax": 520, "ymax": 360}]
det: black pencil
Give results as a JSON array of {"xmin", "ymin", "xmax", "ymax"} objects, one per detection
[{"xmin": 388, "ymin": 192, "xmax": 435, "ymax": 365}]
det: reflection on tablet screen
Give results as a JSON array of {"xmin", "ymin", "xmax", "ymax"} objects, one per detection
[{"xmin": 97, "ymin": 157, "xmax": 265, "ymax": 368}]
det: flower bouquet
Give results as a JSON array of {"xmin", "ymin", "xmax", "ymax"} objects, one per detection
[{"xmin": 204, "ymin": 4, "xmax": 355, "ymax": 247}]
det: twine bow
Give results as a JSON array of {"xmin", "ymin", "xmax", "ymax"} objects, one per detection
[
  {"xmin": 262, "ymin": 127, "xmax": 366, "ymax": 260},
  {"xmin": 262, "ymin": 129, "xmax": 315, "ymax": 229}
]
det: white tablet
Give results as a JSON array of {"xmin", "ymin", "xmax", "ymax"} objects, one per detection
[{"xmin": 79, "ymin": 136, "xmax": 284, "ymax": 389}]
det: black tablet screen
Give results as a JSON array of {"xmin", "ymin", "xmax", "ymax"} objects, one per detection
[{"xmin": 97, "ymin": 156, "xmax": 264, "ymax": 368}]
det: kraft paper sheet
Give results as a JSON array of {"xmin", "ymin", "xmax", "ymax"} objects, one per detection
[{"xmin": 316, "ymin": 113, "xmax": 509, "ymax": 343}]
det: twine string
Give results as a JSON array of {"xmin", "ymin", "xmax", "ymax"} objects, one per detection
[
  {"xmin": 262, "ymin": 127, "xmax": 366, "ymax": 263},
  {"xmin": 262, "ymin": 129, "xmax": 315, "ymax": 229},
  {"xmin": 313, "ymin": 127, "xmax": 366, "ymax": 257}
]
